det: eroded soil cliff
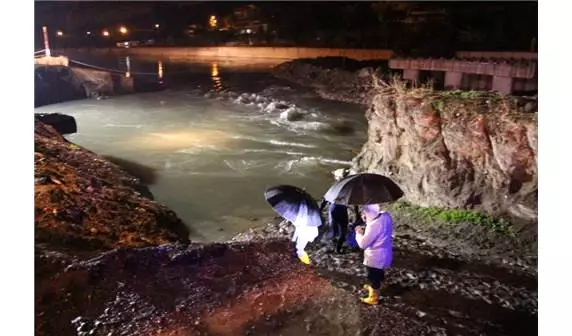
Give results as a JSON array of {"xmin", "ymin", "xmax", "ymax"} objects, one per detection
[
  {"xmin": 353, "ymin": 85, "xmax": 537, "ymax": 223},
  {"xmin": 34, "ymin": 119, "xmax": 190, "ymax": 253}
]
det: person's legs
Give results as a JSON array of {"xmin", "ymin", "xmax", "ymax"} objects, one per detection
[
  {"xmin": 291, "ymin": 226, "xmax": 299, "ymax": 256},
  {"xmin": 291, "ymin": 226, "xmax": 298, "ymax": 242},
  {"xmin": 335, "ymin": 220, "xmax": 348, "ymax": 253},
  {"xmin": 367, "ymin": 267, "xmax": 384, "ymax": 289},
  {"xmin": 331, "ymin": 218, "xmax": 340, "ymax": 239},
  {"xmin": 361, "ymin": 266, "xmax": 385, "ymax": 305},
  {"xmin": 295, "ymin": 226, "xmax": 318, "ymax": 264},
  {"xmin": 295, "ymin": 236, "xmax": 311, "ymax": 264}
]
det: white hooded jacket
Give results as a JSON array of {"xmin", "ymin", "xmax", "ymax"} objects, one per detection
[{"xmin": 355, "ymin": 210, "xmax": 393, "ymax": 269}]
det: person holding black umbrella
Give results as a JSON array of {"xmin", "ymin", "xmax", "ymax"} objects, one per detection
[
  {"xmin": 322, "ymin": 172, "xmax": 403, "ymax": 305},
  {"xmin": 291, "ymin": 217, "xmax": 319, "ymax": 264},
  {"xmin": 264, "ymin": 185, "xmax": 322, "ymax": 265},
  {"xmin": 355, "ymin": 203, "xmax": 394, "ymax": 305},
  {"xmin": 319, "ymin": 169, "xmax": 359, "ymax": 253},
  {"xmin": 319, "ymin": 199, "xmax": 360, "ymax": 253}
]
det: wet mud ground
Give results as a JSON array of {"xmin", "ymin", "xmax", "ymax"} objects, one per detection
[{"xmin": 36, "ymin": 227, "xmax": 537, "ymax": 336}]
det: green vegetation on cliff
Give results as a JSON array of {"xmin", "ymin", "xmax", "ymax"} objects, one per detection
[{"xmin": 387, "ymin": 201, "xmax": 514, "ymax": 235}]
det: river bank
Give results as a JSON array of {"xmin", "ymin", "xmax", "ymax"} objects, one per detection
[
  {"xmin": 35, "ymin": 118, "xmax": 536, "ymax": 336},
  {"xmin": 35, "ymin": 64, "xmax": 165, "ymax": 107},
  {"xmin": 35, "ymin": 51, "xmax": 537, "ymax": 335}
]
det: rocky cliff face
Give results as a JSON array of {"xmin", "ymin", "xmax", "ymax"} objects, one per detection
[
  {"xmin": 273, "ymin": 59, "xmax": 538, "ymax": 222},
  {"xmin": 352, "ymin": 85, "xmax": 537, "ymax": 221}
]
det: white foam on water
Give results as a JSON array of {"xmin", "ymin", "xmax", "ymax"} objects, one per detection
[
  {"xmin": 207, "ymin": 87, "xmax": 343, "ymax": 140},
  {"xmin": 273, "ymin": 156, "xmax": 351, "ymax": 176},
  {"xmin": 270, "ymin": 119, "xmax": 331, "ymax": 133},
  {"xmin": 231, "ymin": 135, "xmax": 317, "ymax": 149},
  {"xmin": 176, "ymin": 144, "xmax": 222, "ymax": 154},
  {"xmin": 240, "ymin": 148, "xmax": 307, "ymax": 156},
  {"xmin": 223, "ymin": 159, "xmax": 272, "ymax": 173},
  {"xmin": 104, "ymin": 123, "xmax": 144, "ymax": 129},
  {"xmin": 274, "ymin": 159, "xmax": 306, "ymax": 176},
  {"xmin": 231, "ymin": 135, "xmax": 258, "ymax": 142},
  {"xmin": 300, "ymin": 156, "xmax": 353, "ymax": 166},
  {"xmin": 268, "ymin": 139, "xmax": 317, "ymax": 148},
  {"xmin": 273, "ymin": 155, "xmax": 350, "ymax": 177}
]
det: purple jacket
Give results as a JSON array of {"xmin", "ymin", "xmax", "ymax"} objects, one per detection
[{"xmin": 355, "ymin": 211, "xmax": 393, "ymax": 269}]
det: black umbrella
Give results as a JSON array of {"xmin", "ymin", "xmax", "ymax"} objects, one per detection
[
  {"xmin": 264, "ymin": 185, "xmax": 322, "ymax": 227},
  {"xmin": 323, "ymin": 173, "xmax": 404, "ymax": 205}
]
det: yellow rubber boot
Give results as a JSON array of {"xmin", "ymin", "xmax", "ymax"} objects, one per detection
[
  {"xmin": 298, "ymin": 251, "xmax": 311, "ymax": 265},
  {"xmin": 363, "ymin": 284, "xmax": 373, "ymax": 295},
  {"xmin": 360, "ymin": 288, "xmax": 380, "ymax": 305}
]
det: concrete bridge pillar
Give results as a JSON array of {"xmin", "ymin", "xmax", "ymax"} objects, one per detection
[
  {"xmin": 403, "ymin": 69, "xmax": 419, "ymax": 82},
  {"xmin": 444, "ymin": 71, "xmax": 463, "ymax": 90},
  {"xmin": 492, "ymin": 76, "xmax": 514, "ymax": 93}
]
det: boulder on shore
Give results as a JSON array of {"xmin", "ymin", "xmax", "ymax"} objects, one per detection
[{"xmin": 35, "ymin": 113, "xmax": 77, "ymax": 135}]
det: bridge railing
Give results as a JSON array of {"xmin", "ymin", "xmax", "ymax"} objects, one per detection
[{"xmin": 34, "ymin": 49, "xmax": 47, "ymax": 58}]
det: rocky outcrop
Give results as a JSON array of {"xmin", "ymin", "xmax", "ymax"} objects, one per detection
[
  {"xmin": 35, "ymin": 113, "xmax": 77, "ymax": 135},
  {"xmin": 273, "ymin": 57, "xmax": 389, "ymax": 105},
  {"xmin": 273, "ymin": 58, "xmax": 538, "ymax": 222},
  {"xmin": 353, "ymin": 85, "xmax": 537, "ymax": 221},
  {"xmin": 34, "ymin": 120, "xmax": 190, "ymax": 252}
]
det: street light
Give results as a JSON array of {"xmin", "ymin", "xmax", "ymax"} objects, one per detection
[
  {"xmin": 102, "ymin": 29, "xmax": 110, "ymax": 37},
  {"xmin": 56, "ymin": 30, "xmax": 63, "ymax": 37},
  {"xmin": 154, "ymin": 24, "xmax": 160, "ymax": 28},
  {"xmin": 86, "ymin": 31, "xmax": 91, "ymax": 35},
  {"xmin": 119, "ymin": 26, "xmax": 128, "ymax": 35},
  {"xmin": 209, "ymin": 15, "xmax": 218, "ymax": 29}
]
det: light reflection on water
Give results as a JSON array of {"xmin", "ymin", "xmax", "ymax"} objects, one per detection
[
  {"xmin": 211, "ymin": 62, "xmax": 223, "ymax": 91},
  {"xmin": 35, "ymin": 56, "xmax": 367, "ymax": 242}
]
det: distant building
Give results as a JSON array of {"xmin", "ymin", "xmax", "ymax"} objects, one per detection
[
  {"xmin": 224, "ymin": 4, "xmax": 269, "ymax": 35},
  {"xmin": 402, "ymin": 9, "xmax": 447, "ymax": 24},
  {"xmin": 185, "ymin": 23, "xmax": 203, "ymax": 36}
]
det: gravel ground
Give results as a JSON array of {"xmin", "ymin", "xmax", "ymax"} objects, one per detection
[{"xmin": 231, "ymin": 218, "xmax": 538, "ymax": 336}]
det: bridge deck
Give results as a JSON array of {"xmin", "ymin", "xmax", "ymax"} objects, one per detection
[{"xmin": 34, "ymin": 56, "xmax": 69, "ymax": 67}]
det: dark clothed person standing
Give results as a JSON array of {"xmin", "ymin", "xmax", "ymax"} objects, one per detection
[{"xmin": 320, "ymin": 200, "xmax": 358, "ymax": 253}]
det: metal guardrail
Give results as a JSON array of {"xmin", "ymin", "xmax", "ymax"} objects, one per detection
[{"xmin": 68, "ymin": 59, "xmax": 159, "ymax": 76}]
